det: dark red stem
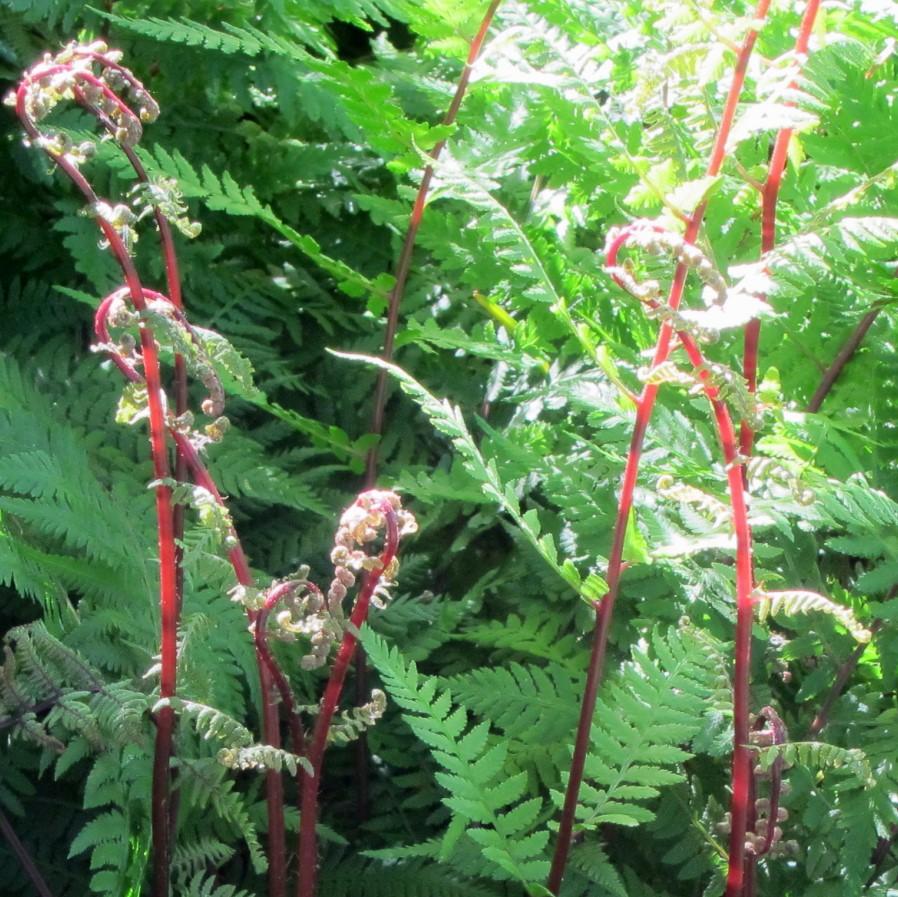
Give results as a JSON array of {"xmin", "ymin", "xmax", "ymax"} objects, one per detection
[
  {"xmin": 0, "ymin": 808, "xmax": 56, "ymax": 897},
  {"xmin": 355, "ymin": 0, "xmax": 501, "ymax": 822},
  {"xmin": 807, "ymin": 618, "xmax": 882, "ymax": 738},
  {"xmin": 18, "ymin": 55, "xmax": 287, "ymax": 897},
  {"xmin": 806, "ymin": 306, "xmax": 882, "ymax": 413},
  {"xmin": 297, "ymin": 506, "xmax": 400, "ymax": 897},
  {"xmin": 254, "ymin": 582, "xmax": 310, "ymax": 759},
  {"xmin": 546, "ymin": 6, "xmax": 770, "ymax": 890},
  {"xmin": 364, "ymin": 0, "xmax": 502, "ymax": 485},
  {"xmin": 752, "ymin": 707, "xmax": 786, "ymax": 858}
]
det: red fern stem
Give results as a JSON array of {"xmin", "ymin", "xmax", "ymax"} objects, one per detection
[
  {"xmin": 93, "ymin": 290, "xmax": 289, "ymax": 897},
  {"xmin": 546, "ymin": 6, "xmax": 770, "ymax": 890},
  {"xmin": 297, "ymin": 503, "xmax": 400, "ymax": 897},
  {"xmin": 603, "ymin": 225, "xmax": 757, "ymax": 897},
  {"xmin": 16, "ymin": 50, "xmax": 289, "ymax": 896},
  {"xmin": 365, "ymin": 0, "xmax": 502, "ymax": 485},
  {"xmin": 740, "ymin": 0, "xmax": 822, "ymax": 457},
  {"xmin": 16, "ymin": 81, "xmax": 179, "ymax": 894}
]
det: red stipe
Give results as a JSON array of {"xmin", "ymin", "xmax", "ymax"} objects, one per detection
[
  {"xmin": 36, "ymin": 47, "xmax": 189, "ymax": 618},
  {"xmin": 808, "ymin": 618, "xmax": 882, "ymax": 738},
  {"xmin": 356, "ymin": 0, "xmax": 501, "ymax": 822},
  {"xmin": 546, "ymin": 15, "xmax": 770, "ymax": 882},
  {"xmin": 18, "ymin": 55, "xmax": 288, "ymax": 897},
  {"xmin": 297, "ymin": 503, "xmax": 400, "ymax": 897},
  {"xmin": 741, "ymin": 0, "xmax": 822, "ymax": 458},
  {"xmin": 365, "ymin": 0, "xmax": 502, "ymax": 486},
  {"xmin": 255, "ymin": 581, "xmax": 313, "ymax": 889},
  {"xmin": 602, "ymin": 225, "xmax": 758, "ymax": 896},
  {"xmin": 254, "ymin": 582, "xmax": 310, "ymax": 759},
  {"xmin": 17, "ymin": 76, "xmax": 178, "ymax": 893},
  {"xmin": 806, "ymin": 306, "xmax": 882, "ymax": 413}
]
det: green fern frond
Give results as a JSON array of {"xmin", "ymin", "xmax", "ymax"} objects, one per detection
[
  {"xmin": 332, "ymin": 352, "xmax": 606, "ymax": 602},
  {"xmin": 447, "ymin": 662, "xmax": 580, "ymax": 743},
  {"xmin": 757, "ymin": 741, "xmax": 873, "ymax": 787},
  {"xmin": 756, "ymin": 589, "xmax": 872, "ymax": 642},
  {"xmin": 454, "ymin": 613, "xmax": 583, "ymax": 672},
  {"xmin": 320, "ymin": 855, "xmax": 501, "ymax": 897},
  {"xmin": 361, "ymin": 627, "xmax": 550, "ymax": 884},
  {"xmin": 218, "ymin": 743, "xmax": 312, "ymax": 776},
  {"xmin": 567, "ymin": 626, "xmax": 727, "ymax": 830}
]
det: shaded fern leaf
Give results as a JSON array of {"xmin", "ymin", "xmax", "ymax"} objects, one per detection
[{"xmin": 320, "ymin": 855, "xmax": 501, "ymax": 897}]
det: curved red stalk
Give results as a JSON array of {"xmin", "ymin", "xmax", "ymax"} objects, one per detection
[
  {"xmin": 297, "ymin": 505, "xmax": 400, "ymax": 897},
  {"xmin": 603, "ymin": 227, "xmax": 757, "ymax": 897},
  {"xmin": 751, "ymin": 707, "xmax": 786, "ymax": 858},
  {"xmin": 95, "ymin": 294, "xmax": 289, "ymax": 897},
  {"xmin": 254, "ymin": 581, "xmax": 313, "ymax": 883},
  {"xmin": 365, "ymin": 0, "xmax": 502, "ymax": 486},
  {"xmin": 740, "ymin": 0, "xmax": 822, "ymax": 458},
  {"xmin": 17, "ymin": 80, "xmax": 178, "ymax": 895},
  {"xmin": 254, "ymin": 582, "xmax": 311, "ymax": 759},
  {"xmin": 18, "ymin": 53, "xmax": 288, "ymax": 897},
  {"xmin": 546, "ymin": 6, "xmax": 770, "ymax": 890}
]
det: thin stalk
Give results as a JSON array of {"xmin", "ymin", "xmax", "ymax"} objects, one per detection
[
  {"xmin": 255, "ymin": 582, "xmax": 312, "ymax": 891},
  {"xmin": 18, "ymin": 51, "xmax": 289, "ymax": 896},
  {"xmin": 807, "ymin": 618, "xmax": 882, "ymax": 738},
  {"xmin": 865, "ymin": 827, "xmax": 898, "ymax": 890},
  {"xmin": 605, "ymin": 223, "xmax": 758, "ymax": 894},
  {"xmin": 356, "ymin": 0, "xmax": 501, "ymax": 819},
  {"xmin": 297, "ymin": 507, "xmax": 400, "ymax": 897},
  {"xmin": 740, "ymin": 0, "xmax": 822, "ymax": 457},
  {"xmin": 806, "ymin": 306, "xmax": 882, "ymax": 413},
  {"xmin": 254, "ymin": 583, "xmax": 310, "ymax": 759},
  {"xmin": 546, "ymin": 6, "xmax": 770, "ymax": 890},
  {"xmin": 0, "ymin": 808, "xmax": 56, "ymax": 897},
  {"xmin": 95, "ymin": 296, "xmax": 290, "ymax": 897},
  {"xmin": 364, "ymin": 0, "xmax": 502, "ymax": 485}
]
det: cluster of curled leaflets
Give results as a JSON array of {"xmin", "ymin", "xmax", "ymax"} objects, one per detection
[{"xmin": 13, "ymin": 42, "xmax": 415, "ymax": 897}]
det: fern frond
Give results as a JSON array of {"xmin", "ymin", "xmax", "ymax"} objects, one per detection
[
  {"xmin": 218, "ymin": 743, "xmax": 312, "ymax": 777},
  {"xmin": 361, "ymin": 627, "xmax": 550, "ymax": 884},
  {"xmin": 332, "ymin": 352, "xmax": 606, "ymax": 602},
  {"xmin": 568, "ymin": 626, "xmax": 727, "ymax": 830},
  {"xmin": 757, "ymin": 589, "xmax": 872, "ymax": 642},
  {"xmin": 446, "ymin": 662, "xmax": 580, "ymax": 744}
]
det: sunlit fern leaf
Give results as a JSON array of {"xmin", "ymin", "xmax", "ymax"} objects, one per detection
[{"xmin": 361, "ymin": 627, "xmax": 551, "ymax": 884}]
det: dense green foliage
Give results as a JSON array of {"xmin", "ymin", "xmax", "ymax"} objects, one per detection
[{"xmin": 1, "ymin": 1, "xmax": 897, "ymax": 896}]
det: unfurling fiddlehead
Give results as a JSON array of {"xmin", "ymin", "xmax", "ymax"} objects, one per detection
[{"xmin": 13, "ymin": 43, "xmax": 283, "ymax": 897}]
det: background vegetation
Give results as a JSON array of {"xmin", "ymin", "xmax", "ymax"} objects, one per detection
[{"xmin": 0, "ymin": 1, "xmax": 897, "ymax": 896}]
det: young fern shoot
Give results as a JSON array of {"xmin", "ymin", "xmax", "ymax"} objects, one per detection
[
  {"xmin": 13, "ymin": 46, "xmax": 183, "ymax": 897},
  {"xmin": 13, "ymin": 45, "xmax": 290, "ymax": 897},
  {"xmin": 298, "ymin": 492, "xmax": 416, "ymax": 897},
  {"xmin": 546, "ymin": 5, "xmax": 772, "ymax": 890}
]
